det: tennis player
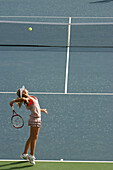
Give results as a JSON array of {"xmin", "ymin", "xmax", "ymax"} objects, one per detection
[{"xmin": 9, "ymin": 86, "xmax": 48, "ymax": 165}]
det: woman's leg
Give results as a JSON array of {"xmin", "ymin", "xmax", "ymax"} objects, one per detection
[
  {"xmin": 23, "ymin": 126, "xmax": 40, "ymax": 155},
  {"xmin": 30, "ymin": 127, "xmax": 40, "ymax": 156},
  {"xmin": 23, "ymin": 127, "xmax": 32, "ymax": 154}
]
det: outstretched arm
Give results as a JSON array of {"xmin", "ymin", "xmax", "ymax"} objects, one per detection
[
  {"xmin": 9, "ymin": 97, "xmax": 29, "ymax": 107},
  {"xmin": 41, "ymin": 109, "xmax": 48, "ymax": 114}
]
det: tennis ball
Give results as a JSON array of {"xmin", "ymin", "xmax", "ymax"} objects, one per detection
[{"xmin": 28, "ymin": 27, "xmax": 32, "ymax": 31}]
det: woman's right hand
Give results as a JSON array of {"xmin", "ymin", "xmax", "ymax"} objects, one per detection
[{"xmin": 9, "ymin": 101, "xmax": 14, "ymax": 107}]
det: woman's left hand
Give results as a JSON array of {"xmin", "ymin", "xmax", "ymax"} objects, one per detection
[{"xmin": 44, "ymin": 109, "xmax": 48, "ymax": 114}]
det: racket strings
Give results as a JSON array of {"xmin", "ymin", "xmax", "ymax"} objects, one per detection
[{"xmin": 12, "ymin": 115, "xmax": 24, "ymax": 128}]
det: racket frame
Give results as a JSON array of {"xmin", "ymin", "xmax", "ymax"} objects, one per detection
[{"xmin": 11, "ymin": 107, "xmax": 24, "ymax": 129}]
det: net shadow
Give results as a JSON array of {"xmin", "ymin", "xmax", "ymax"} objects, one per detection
[{"xmin": 90, "ymin": 0, "xmax": 113, "ymax": 4}]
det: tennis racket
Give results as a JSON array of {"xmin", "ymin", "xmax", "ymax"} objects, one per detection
[{"xmin": 11, "ymin": 106, "xmax": 24, "ymax": 129}]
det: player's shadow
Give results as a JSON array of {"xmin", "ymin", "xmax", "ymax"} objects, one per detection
[
  {"xmin": 0, "ymin": 161, "xmax": 33, "ymax": 169},
  {"xmin": 90, "ymin": 0, "xmax": 113, "ymax": 3}
]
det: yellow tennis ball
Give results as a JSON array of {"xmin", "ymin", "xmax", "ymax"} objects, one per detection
[{"xmin": 28, "ymin": 27, "xmax": 32, "ymax": 31}]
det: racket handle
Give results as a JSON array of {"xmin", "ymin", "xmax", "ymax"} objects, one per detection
[{"xmin": 11, "ymin": 106, "xmax": 14, "ymax": 110}]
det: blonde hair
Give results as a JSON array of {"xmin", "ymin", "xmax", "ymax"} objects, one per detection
[
  {"xmin": 16, "ymin": 89, "xmax": 23, "ymax": 108},
  {"xmin": 17, "ymin": 89, "xmax": 20, "ymax": 97}
]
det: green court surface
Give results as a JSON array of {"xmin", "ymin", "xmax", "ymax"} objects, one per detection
[{"xmin": 0, "ymin": 161, "xmax": 113, "ymax": 170}]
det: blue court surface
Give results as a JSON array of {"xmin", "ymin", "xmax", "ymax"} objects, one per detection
[
  {"xmin": 0, "ymin": 0, "xmax": 113, "ymax": 17},
  {"xmin": 0, "ymin": 0, "xmax": 113, "ymax": 162}
]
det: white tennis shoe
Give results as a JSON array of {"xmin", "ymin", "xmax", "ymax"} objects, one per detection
[
  {"xmin": 20, "ymin": 153, "xmax": 29, "ymax": 160},
  {"xmin": 28, "ymin": 154, "xmax": 36, "ymax": 165}
]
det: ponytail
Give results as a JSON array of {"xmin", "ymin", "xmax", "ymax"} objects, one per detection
[{"xmin": 16, "ymin": 89, "xmax": 23, "ymax": 108}]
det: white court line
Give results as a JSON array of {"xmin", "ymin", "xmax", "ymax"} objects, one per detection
[
  {"xmin": 0, "ymin": 92, "xmax": 16, "ymax": 94},
  {"xmin": 31, "ymin": 92, "xmax": 113, "ymax": 95},
  {"xmin": 72, "ymin": 17, "xmax": 113, "ymax": 19},
  {"xmin": 30, "ymin": 92, "xmax": 113, "ymax": 95},
  {"xmin": 0, "ymin": 92, "xmax": 113, "ymax": 95},
  {"xmin": 0, "ymin": 16, "xmax": 113, "ymax": 18},
  {"xmin": 0, "ymin": 159, "xmax": 113, "ymax": 163},
  {"xmin": 0, "ymin": 20, "xmax": 68, "ymax": 25},
  {"xmin": 65, "ymin": 17, "xmax": 71, "ymax": 94},
  {"xmin": 0, "ymin": 16, "xmax": 69, "ymax": 19},
  {"xmin": 0, "ymin": 20, "xmax": 113, "ymax": 25},
  {"xmin": 71, "ymin": 22, "xmax": 113, "ymax": 25}
]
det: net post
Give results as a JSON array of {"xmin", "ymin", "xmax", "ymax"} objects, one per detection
[{"xmin": 65, "ymin": 17, "xmax": 71, "ymax": 94}]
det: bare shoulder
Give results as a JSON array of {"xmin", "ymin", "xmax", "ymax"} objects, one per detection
[{"xmin": 30, "ymin": 96, "xmax": 37, "ymax": 100}]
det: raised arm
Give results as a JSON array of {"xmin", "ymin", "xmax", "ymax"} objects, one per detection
[{"xmin": 9, "ymin": 97, "xmax": 29, "ymax": 107}]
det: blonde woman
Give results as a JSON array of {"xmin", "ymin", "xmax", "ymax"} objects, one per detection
[{"xmin": 10, "ymin": 86, "xmax": 48, "ymax": 165}]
